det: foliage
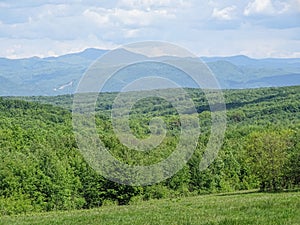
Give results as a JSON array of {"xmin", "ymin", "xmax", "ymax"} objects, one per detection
[
  {"xmin": 0, "ymin": 85, "xmax": 299, "ymax": 215},
  {"xmin": 243, "ymin": 130, "xmax": 292, "ymax": 191}
]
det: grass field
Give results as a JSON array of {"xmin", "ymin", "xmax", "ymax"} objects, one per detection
[{"xmin": 1, "ymin": 191, "xmax": 299, "ymax": 225}]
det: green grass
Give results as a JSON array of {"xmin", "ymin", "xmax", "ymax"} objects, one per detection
[{"xmin": 1, "ymin": 191, "xmax": 299, "ymax": 225}]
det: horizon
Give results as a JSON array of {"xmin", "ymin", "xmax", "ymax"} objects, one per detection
[{"xmin": 2, "ymin": 47, "xmax": 300, "ymax": 60}]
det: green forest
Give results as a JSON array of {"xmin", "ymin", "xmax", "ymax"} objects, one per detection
[{"xmin": 0, "ymin": 86, "xmax": 299, "ymax": 215}]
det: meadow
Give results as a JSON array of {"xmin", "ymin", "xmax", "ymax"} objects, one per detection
[{"xmin": 1, "ymin": 191, "xmax": 299, "ymax": 225}]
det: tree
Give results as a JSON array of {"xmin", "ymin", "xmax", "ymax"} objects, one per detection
[{"xmin": 244, "ymin": 130, "xmax": 291, "ymax": 191}]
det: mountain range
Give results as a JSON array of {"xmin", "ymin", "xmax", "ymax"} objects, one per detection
[{"xmin": 0, "ymin": 48, "xmax": 299, "ymax": 96}]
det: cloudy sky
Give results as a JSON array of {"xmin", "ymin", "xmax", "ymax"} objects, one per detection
[{"xmin": 0, "ymin": 0, "xmax": 299, "ymax": 59}]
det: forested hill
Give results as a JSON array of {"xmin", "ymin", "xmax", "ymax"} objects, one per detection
[
  {"xmin": 0, "ymin": 49, "xmax": 300, "ymax": 96},
  {"xmin": 0, "ymin": 86, "xmax": 299, "ymax": 215}
]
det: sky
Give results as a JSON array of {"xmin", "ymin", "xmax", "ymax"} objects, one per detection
[{"xmin": 0, "ymin": 0, "xmax": 299, "ymax": 59}]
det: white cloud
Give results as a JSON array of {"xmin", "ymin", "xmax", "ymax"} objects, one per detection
[
  {"xmin": 0, "ymin": 37, "xmax": 117, "ymax": 59},
  {"xmin": 244, "ymin": 0, "xmax": 274, "ymax": 15},
  {"xmin": 0, "ymin": 2, "xmax": 10, "ymax": 8},
  {"xmin": 118, "ymin": 0, "xmax": 171, "ymax": 8},
  {"xmin": 82, "ymin": 7, "xmax": 175, "ymax": 28},
  {"xmin": 0, "ymin": 0, "xmax": 299, "ymax": 58},
  {"xmin": 180, "ymin": 26, "xmax": 300, "ymax": 58},
  {"xmin": 287, "ymin": 0, "xmax": 300, "ymax": 12},
  {"xmin": 212, "ymin": 6, "xmax": 236, "ymax": 20},
  {"xmin": 244, "ymin": 0, "xmax": 297, "ymax": 16},
  {"xmin": 117, "ymin": 0, "xmax": 190, "ymax": 10},
  {"xmin": 112, "ymin": 8, "xmax": 175, "ymax": 26},
  {"xmin": 83, "ymin": 8, "xmax": 111, "ymax": 27},
  {"xmin": 123, "ymin": 28, "xmax": 140, "ymax": 38}
]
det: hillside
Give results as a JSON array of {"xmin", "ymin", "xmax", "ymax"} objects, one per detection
[
  {"xmin": 0, "ymin": 86, "xmax": 299, "ymax": 215},
  {"xmin": 1, "ymin": 191, "xmax": 300, "ymax": 225}
]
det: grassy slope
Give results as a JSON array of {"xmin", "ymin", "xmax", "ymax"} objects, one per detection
[{"xmin": 1, "ymin": 191, "xmax": 299, "ymax": 225}]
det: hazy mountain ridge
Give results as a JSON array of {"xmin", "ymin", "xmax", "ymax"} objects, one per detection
[{"xmin": 0, "ymin": 48, "xmax": 299, "ymax": 96}]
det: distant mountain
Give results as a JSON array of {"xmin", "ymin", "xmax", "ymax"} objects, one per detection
[
  {"xmin": 0, "ymin": 48, "xmax": 108, "ymax": 96},
  {"xmin": 202, "ymin": 55, "xmax": 300, "ymax": 88},
  {"xmin": 0, "ymin": 49, "xmax": 299, "ymax": 96}
]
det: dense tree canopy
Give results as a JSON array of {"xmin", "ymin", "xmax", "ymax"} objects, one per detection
[{"xmin": 0, "ymin": 86, "xmax": 299, "ymax": 215}]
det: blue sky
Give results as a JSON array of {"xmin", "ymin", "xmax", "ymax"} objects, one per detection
[{"xmin": 0, "ymin": 0, "xmax": 299, "ymax": 58}]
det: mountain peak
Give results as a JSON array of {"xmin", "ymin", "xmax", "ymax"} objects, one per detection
[{"xmin": 80, "ymin": 48, "xmax": 108, "ymax": 59}]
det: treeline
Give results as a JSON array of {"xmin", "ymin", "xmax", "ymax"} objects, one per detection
[{"xmin": 0, "ymin": 86, "xmax": 299, "ymax": 215}]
